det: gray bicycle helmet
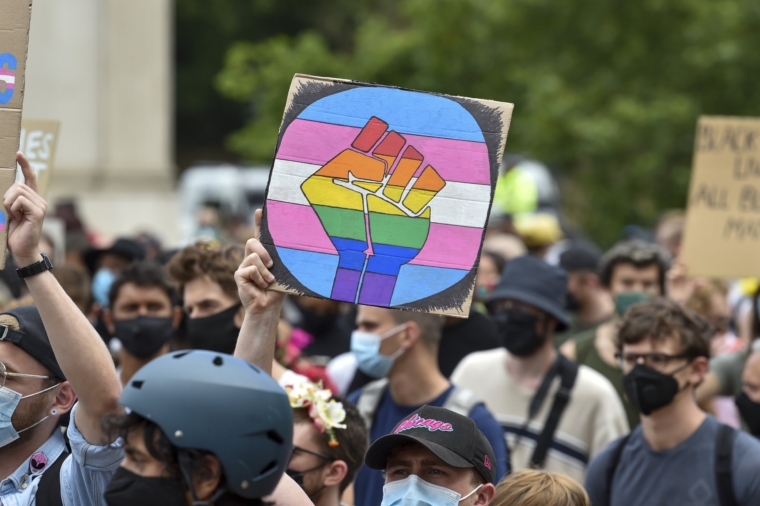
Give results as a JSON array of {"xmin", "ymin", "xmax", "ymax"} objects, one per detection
[{"xmin": 119, "ymin": 350, "xmax": 293, "ymax": 499}]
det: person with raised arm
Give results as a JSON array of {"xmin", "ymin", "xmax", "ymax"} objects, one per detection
[{"xmin": 0, "ymin": 152, "xmax": 124, "ymax": 506}]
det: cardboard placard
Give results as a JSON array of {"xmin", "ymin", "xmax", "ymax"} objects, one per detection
[
  {"xmin": 681, "ymin": 116, "xmax": 760, "ymax": 278},
  {"xmin": 18, "ymin": 119, "xmax": 60, "ymax": 197},
  {"xmin": 261, "ymin": 74, "xmax": 513, "ymax": 316},
  {"xmin": 0, "ymin": 1, "xmax": 33, "ymax": 268}
]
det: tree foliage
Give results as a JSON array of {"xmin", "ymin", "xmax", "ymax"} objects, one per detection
[
  {"xmin": 216, "ymin": 0, "xmax": 760, "ymax": 245},
  {"xmin": 175, "ymin": 0, "xmax": 372, "ymax": 165}
]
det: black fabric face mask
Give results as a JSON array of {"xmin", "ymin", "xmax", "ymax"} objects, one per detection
[
  {"xmin": 494, "ymin": 309, "xmax": 547, "ymax": 357},
  {"xmin": 736, "ymin": 392, "xmax": 760, "ymax": 436},
  {"xmin": 623, "ymin": 363, "xmax": 688, "ymax": 416},
  {"xmin": 185, "ymin": 304, "xmax": 241, "ymax": 354},
  {"xmin": 286, "ymin": 464, "xmax": 328, "ymax": 500},
  {"xmin": 565, "ymin": 293, "xmax": 580, "ymax": 312},
  {"xmin": 105, "ymin": 467, "xmax": 187, "ymax": 506},
  {"xmin": 114, "ymin": 316, "xmax": 174, "ymax": 359},
  {"xmin": 286, "ymin": 468, "xmax": 305, "ymax": 488}
]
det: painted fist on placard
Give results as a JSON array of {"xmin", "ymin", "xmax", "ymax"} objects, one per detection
[{"xmin": 301, "ymin": 117, "xmax": 446, "ymax": 305}]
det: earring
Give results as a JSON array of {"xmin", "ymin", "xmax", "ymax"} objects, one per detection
[{"xmin": 51, "ymin": 408, "xmax": 58, "ymax": 415}]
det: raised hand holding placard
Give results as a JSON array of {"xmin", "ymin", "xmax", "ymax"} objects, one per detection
[{"xmin": 0, "ymin": 1, "xmax": 34, "ymax": 268}]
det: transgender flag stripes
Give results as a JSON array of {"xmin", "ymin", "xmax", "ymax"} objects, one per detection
[{"xmin": 263, "ymin": 83, "xmax": 503, "ymax": 311}]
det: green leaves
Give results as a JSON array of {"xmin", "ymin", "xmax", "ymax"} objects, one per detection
[{"xmin": 215, "ymin": 0, "xmax": 760, "ymax": 246}]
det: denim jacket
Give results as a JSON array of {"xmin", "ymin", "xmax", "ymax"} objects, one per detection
[{"xmin": 0, "ymin": 403, "xmax": 124, "ymax": 506}]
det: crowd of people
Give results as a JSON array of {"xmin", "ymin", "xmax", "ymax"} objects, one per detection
[{"xmin": 2, "ymin": 150, "xmax": 760, "ymax": 506}]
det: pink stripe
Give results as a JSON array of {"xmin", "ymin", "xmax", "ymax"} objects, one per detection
[
  {"xmin": 265, "ymin": 200, "xmax": 338, "ymax": 254},
  {"xmin": 277, "ymin": 119, "xmax": 358, "ymax": 166},
  {"xmin": 3, "ymin": 83, "xmax": 13, "ymax": 89},
  {"xmin": 409, "ymin": 223, "xmax": 482, "ymax": 270},
  {"xmin": 277, "ymin": 119, "xmax": 491, "ymax": 185},
  {"xmin": 0, "ymin": 70, "xmax": 14, "ymax": 77}
]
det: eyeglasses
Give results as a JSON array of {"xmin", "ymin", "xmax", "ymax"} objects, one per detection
[
  {"xmin": 290, "ymin": 445, "xmax": 333, "ymax": 464},
  {"xmin": 615, "ymin": 352, "xmax": 691, "ymax": 371},
  {"xmin": 0, "ymin": 361, "xmax": 56, "ymax": 389}
]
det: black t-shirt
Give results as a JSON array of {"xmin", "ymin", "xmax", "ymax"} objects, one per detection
[{"xmin": 438, "ymin": 309, "xmax": 501, "ymax": 377}]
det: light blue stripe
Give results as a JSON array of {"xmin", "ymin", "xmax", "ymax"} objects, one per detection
[
  {"xmin": 276, "ymin": 247, "xmax": 339, "ymax": 297},
  {"xmin": 390, "ymin": 264, "xmax": 469, "ymax": 306},
  {"xmin": 298, "ymin": 87, "xmax": 485, "ymax": 142}
]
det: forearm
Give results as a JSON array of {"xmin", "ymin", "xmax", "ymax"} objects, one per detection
[
  {"xmin": 24, "ymin": 269, "xmax": 122, "ymax": 420},
  {"xmin": 266, "ymin": 474, "xmax": 314, "ymax": 505},
  {"xmin": 234, "ymin": 306, "xmax": 282, "ymax": 374}
]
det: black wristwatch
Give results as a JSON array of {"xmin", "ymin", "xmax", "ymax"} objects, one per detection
[{"xmin": 16, "ymin": 253, "xmax": 54, "ymax": 279}]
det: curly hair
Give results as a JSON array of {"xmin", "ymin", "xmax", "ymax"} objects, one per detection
[
  {"xmin": 493, "ymin": 469, "xmax": 590, "ymax": 506},
  {"xmin": 617, "ymin": 297, "xmax": 712, "ymax": 359},
  {"xmin": 166, "ymin": 243, "xmax": 244, "ymax": 300},
  {"xmin": 292, "ymin": 396, "xmax": 369, "ymax": 493}
]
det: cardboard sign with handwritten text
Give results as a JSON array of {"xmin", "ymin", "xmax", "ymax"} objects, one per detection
[
  {"xmin": 0, "ymin": 1, "xmax": 34, "ymax": 268},
  {"xmin": 682, "ymin": 116, "xmax": 760, "ymax": 278},
  {"xmin": 18, "ymin": 119, "xmax": 60, "ymax": 197}
]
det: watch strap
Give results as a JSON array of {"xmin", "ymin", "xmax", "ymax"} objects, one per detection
[{"xmin": 16, "ymin": 253, "xmax": 53, "ymax": 279}]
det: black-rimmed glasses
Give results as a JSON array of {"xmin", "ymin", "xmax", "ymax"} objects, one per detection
[
  {"xmin": 290, "ymin": 445, "xmax": 333, "ymax": 463},
  {"xmin": 615, "ymin": 352, "xmax": 691, "ymax": 371}
]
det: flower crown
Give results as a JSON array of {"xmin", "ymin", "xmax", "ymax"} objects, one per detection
[{"xmin": 286, "ymin": 382, "xmax": 347, "ymax": 447}]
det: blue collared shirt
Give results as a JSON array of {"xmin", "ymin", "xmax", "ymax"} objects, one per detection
[{"xmin": 0, "ymin": 403, "xmax": 124, "ymax": 506}]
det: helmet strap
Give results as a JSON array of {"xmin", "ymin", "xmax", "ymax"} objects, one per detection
[{"xmin": 177, "ymin": 450, "xmax": 227, "ymax": 506}]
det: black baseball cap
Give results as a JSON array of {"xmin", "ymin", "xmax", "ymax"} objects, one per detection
[
  {"xmin": 558, "ymin": 240, "xmax": 602, "ymax": 273},
  {"xmin": 84, "ymin": 238, "xmax": 145, "ymax": 274},
  {"xmin": 0, "ymin": 305, "xmax": 65, "ymax": 380},
  {"xmin": 365, "ymin": 405, "xmax": 496, "ymax": 484}
]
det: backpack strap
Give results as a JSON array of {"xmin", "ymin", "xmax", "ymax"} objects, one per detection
[
  {"xmin": 443, "ymin": 386, "xmax": 484, "ymax": 417},
  {"xmin": 715, "ymin": 423, "xmax": 738, "ymax": 506},
  {"xmin": 356, "ymin": 378, "xmax": 389, "ymax": 432},
  {"xmin": 530, "ymin": 354, "xmax": 579, "ymax": 468},
  {"xmin": 604, "ymin": 434, "xmax": 631, "ymax": 506},
  {"xmin": 35, "ymin": 450, "xmax": 69, "ymax": 506}
]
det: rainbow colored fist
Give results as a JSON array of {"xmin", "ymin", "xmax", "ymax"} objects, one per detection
[{"xmin": 301, "ymin": 117, "xmax": 446, "ymax": 305}]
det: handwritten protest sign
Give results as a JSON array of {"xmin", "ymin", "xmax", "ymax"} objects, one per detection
[
  {"xmin": 682, "ymin": 116, "xmax": 760, "ymax": 278},
  {"xmin": 18, "ymin": 119, "xmax": 60, "ymax": 197},
  {"xmin": 261, "ymin": 74, "xmax": 513, "ymax": 316},
  {"xmin": 0, "ymin": 1, "xmax": 33, "ymax": 267}
]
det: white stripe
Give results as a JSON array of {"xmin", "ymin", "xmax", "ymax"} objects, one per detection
[
  {"xmin": 267, "ymin": 160, "xmax": 320, "ymax": 206},
  {"xmin": 0, "ymin": 75, "xmax": 15, "ymax": 85},
  {"xmin": 267, "ymin": 158, "xmax": 491, "ymax": 228}
]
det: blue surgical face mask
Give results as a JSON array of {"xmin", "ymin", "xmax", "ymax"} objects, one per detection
[
  {"xmin": 92, "ymin": 268, "xmax": 117, "ymax": 307},
  {"xmin": 381, "ymin": 475, "xmax": 482, "ymax": 506},
  {"xmin": 0, "ymin": 382, "xmax": 61, "ymax": 447},
  {"xmin": 351, "ymin": 324, "xmax": 407, "ymax": 379}
]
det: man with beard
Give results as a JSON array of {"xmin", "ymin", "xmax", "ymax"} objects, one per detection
[
  {"xmin": 452, "ymin": 255, "xmax": 627, "ymax": 483},
  {"xmin": 0, "ymin": 152, "xmax": 123, "ymax": 505},
  {"xmin": 102, "ymin": 261, "xmax": 182, "ymax": 386}
]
